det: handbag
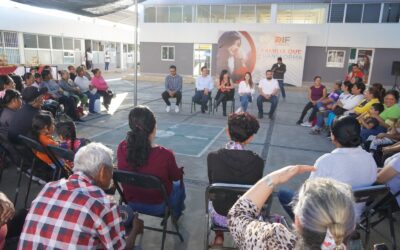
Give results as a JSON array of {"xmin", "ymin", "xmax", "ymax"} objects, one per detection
[{"xmin": 94, "ymin": 99, "xmax": 101, "ymax": 113}]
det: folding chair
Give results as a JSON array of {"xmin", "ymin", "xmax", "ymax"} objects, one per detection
[
  {"xmin": 353, "ymin": 185, "xmax": 390, "ymax": 249},
  {"xmin": 113, "ymin": 170, "xmax": 184, "ymax": 250},
  {"xmin": 204, "ymin": 183, "xmax": 273, "ymax": 250},
  {"xmin": 191, "ymin": 90, "xmax": 213, "ymax": 115},
  {"xmin": 15, "ymin": 135, "xmax": 59, "ymax": 208},
  {"xmin": 47, "ymin": 145, "xmax": 75, "ymax": 178}
]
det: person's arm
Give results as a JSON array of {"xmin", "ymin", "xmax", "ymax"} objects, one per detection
[
  {"xmin": 319, "ymin": 87, "xmax": 327, "ymax": 101},
  {"xmin": 177, "ymin": 76, "xmax": 183, "ymax": 92},
  {"xmin": 0, "ymin": 192, "xmax": 14, "ymax": 226},
  {"xmin": 376, "ymin": 165, "xmax": 399, "ymax": 184},
  {"xmin": 307, "ymin": 87, "xmax": 312, "ymax": 102},
  {"xmin": 168, "ymin": 151, "xmax": 184, "ymax": 181},
  {"xmin": 382, "ymin": 141, "xmax": 400, "ymax": 155},
  {"xmin": 342, "ymin": 95, "xmax": 363, "ymax": 110},
  {"xmin": 240, "ymin": 165, "xmax": 315, "ymax": 211},
  {"xmin": 238, "ymin": 82, "xmax": 244, "ymax": 95},
  {"xmin": 282, "ymin": 64, "xmax": 286, "ymax": 74},
  {"xmin": 164, "ymin": 76, "xmax": 169, "ymax": 91},
  {"xmin": 125, "ymin": 214, "xmax": 144, "ymax": 250}
]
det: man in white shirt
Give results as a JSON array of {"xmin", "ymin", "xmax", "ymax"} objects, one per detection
[
  {"xmin": 257, "ymin": 70, "xmax": 279, "ymax": 119},
  {"xmin": 193, "ymin": 66, "xmax": 213, "ymax": 113},
  {"xmin": 86, "ymin": 48, "xmax": 93, "ymax": 70},
  {"xmin": 75, "ymin": 66, "xmax": 99, "ymax": 114},
  {"xmin": 104, "ymin": 52, "xmax": 111, "ymax": 71}
]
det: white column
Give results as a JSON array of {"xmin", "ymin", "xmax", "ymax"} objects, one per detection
[
  {"xmin": 18, "ymin": 32, "xmax": 25, "ymax": 64},
  {"xmin": 271, "ymin": 4, "xmax": 278, "ymax": 24},
  {"xmin": 119, "ymin": 42, "xmax": 124, "ymax": 69}
]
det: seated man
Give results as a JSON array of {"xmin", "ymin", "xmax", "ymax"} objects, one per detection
[
  {"xmin": 376, "ymin": 153, "xmax": 400, "ymax": 211},
  {"xmin": 193, "ymin": 66, "xmax": 213, "ymax": 113},
  {"xmin": 8, "ymin": 86, "xmax": 47, "ymax": 144},
  {"xmin": 74, "ymin": 66, "xmax": 99, "ymax": 114},
  {"xmin": 161, "ymin": 65, "xmax": 182, "ymax": 113},
  {"xmin": 257, "ymin": 70, "xmax": 279, "ymax": 119},
  {"xmin": 40, "ymin": 69, "xmax": 79, "ymax": 121},
  {"xmin": 68, "ymin": 65, "xmax": 77, "ymax": 81},
  {"xmin": 18, "ymin": 143, "xmax": 143, "ymax": 250}
]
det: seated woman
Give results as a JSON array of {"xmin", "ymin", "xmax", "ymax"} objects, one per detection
[
  {"xmin": 117, "ymin": 106, "xmax": 185, "ymax": 218},
  {"xmin": 238, "ymin": 72, "xmax": 255, "ymax": 112},
  {"xmin": 228, "ymin": 165, "xmax": 356, "ymax": 249},
  {"xmin": 59, "ymin": 70, "xmax": 88, "ymax": 108},
  {"xmin": 351, "ymin": 87, "xmax": 381, "ymax": 116},
  {"xmin": 207, "ymin": 112, "xmax": 263, "ymax": 247},
  {"xmin": 297, "ymin": 76, "xmax": 326, "ymax": 127},
  {"xmin": 215, "ymin": 70, "xmax": 235, "ymax": 116},
  {"xmin": 91, "ymin": 68, "xmax": 112, "ymax": 110},
  {"xmin": 376, "ymin": 153, "xmax": 400, "ymax": 211}
]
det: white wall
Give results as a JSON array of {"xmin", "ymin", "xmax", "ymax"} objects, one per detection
[
  {"xmin": 0, "ymin": 3, "xmax": 136, "ymax": 43},
  {"xmin": 139, "ymin": 23, "xmax": 400, "ymax": 49}
]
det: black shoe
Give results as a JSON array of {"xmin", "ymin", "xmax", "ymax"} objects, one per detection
[
  {"xmin": 74, "ymin": 118, "xmax": 85, "ymax": 122},
  {"xmin": 258, "ymin": 113, "xmax": 263, "ymax": 119},
  {"xmin": 204, "ymin": 105, "xmax": 208, "ymax": 111},
  {"xmin": 296, "ymin": 120, "xmax": 302, "ymax": 125},
  {"xmin": 269, "ymin": 115, "xmax": 274, "ymax": 120},
  {"xmin": 201, "ymin": 109, "xmax": 205, "ymax": 113},
  {"xmin": 223, "ymin": 112, "xmax": 227, "ymax": 117}
]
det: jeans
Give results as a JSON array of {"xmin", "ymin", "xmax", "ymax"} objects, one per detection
[
  {"xmin": 326, "ymin": 112, "xmax": 336, "ymax": 127},
  {"xmin": 105, "ymin": 62, "xmax": 110, "ymax": 71},
  {"xmin": 277, "ymin": 79, "xmax": 286, "ymax": 98},
  {"xmin": 298, "ymin": 102, "xmax": 318, "ymax": 123},
  {"xmin": 85, "ymin": 91, "xmax": 100, "ymax": 113},
  {"xmin": 277, "ymin": 188, "xmax": 295, "ymax": 220},
  {"xmin": 239, "ymin": 95, "xmax": 252, "ymax": 112},
  {"xmin": 128, "ymin": 181, "xmax": 186, "ymax": 218},
  {"xmin": 215, "ymin": 90, "xmax": 234, "ymax": 114},
  {"xmin": 192, "ymin": 90, "xmax": 211, "ymax": 112},
  {"xmin": 162, "ymin": 90, "xmax": 182, "ymax": 106},
  {"xmin": 257, "ymin": 95, "xmax": 278, "ymax": 117}
]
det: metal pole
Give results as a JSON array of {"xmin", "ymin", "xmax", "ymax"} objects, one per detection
[{"xmin": 134, "ymin": 0, "xmax": 138, "ymax": 106}]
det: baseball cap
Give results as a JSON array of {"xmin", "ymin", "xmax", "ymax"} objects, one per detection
[{"xmin": 22, "ymin": 86, "xmax": 48, "ymax": 103}]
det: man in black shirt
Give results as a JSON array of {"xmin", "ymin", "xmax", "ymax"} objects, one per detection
[
  {"xmin": 68, "ymin": 65, "xmax": 77, "ymax": 81},
  {"xmin": 8, "ymin": 86, "xmax": 47, "ymax": 143},
  {"xmin": 271, "ymin": 57, "xmax": 287, "ymax": 99}
]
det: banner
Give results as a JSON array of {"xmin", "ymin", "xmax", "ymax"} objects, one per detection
[{"xmin": 216, "ymin": 31, "xmax": 307, "ymax": 86}]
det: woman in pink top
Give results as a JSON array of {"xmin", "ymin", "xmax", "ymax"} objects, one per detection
[{"xmin": 91, "ymin": 68, "xmax": 112, "ymax": 110}]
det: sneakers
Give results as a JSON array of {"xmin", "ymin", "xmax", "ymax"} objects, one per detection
[
  {"xmin": 166, "ymin": 106, "xmax": 171, "ymax": 112},
  {"xmin": 258, "ymin": 113, "xmax": 263, "ymax": 119},
  {"xmin": 175, "ymin": 105, "xmax": 179, "ymax": 113},
  {"xmin": 310, "ymin": 126, "xmax": 321, "ymax": 135},
  {"xmin": 300, "ymin": 121, "xmax": 312, "ymax": 127}
]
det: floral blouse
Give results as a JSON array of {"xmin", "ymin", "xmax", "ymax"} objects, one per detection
[{"xmin": 228, "ymin": 198, "xmax": 296, "ymax": 249}]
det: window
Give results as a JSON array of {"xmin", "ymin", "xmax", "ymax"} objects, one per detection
[
  {"xmin": 157, "ymin": 6, "xmax": 169, "ymax": 22},
  {"xmin": 225, "ymin": 5, "xmax": 240, "ymax": 23},
  {"xmin": 211, "ymin": 5, "xmax": 225, "ymax": 23},
  {"xmin": 23, "ymin": 34, "xmax": 37, "ymax": 48},
  {"xmin": 63, "ymin": 37, "xmax": 73, "ymax": 50},
  {"xmin": 74, "ymin": 39, "xmax": 81, "ymax": 51},
  {"xmin": 278, "ymin": 4, "xmax": 327, "ymax": 24},
  {"xmin": 37, "ymin": 35, "xmax": 50, "ymax": 49},
  {"xmin": 161, "ymin": 46, "xmax": 174, "ymax": 61},
  {"xmin": 64, "ymin": 51, "xmax": 74, "ymax": 64},
  {"xmin": 169, "ymin": 6, "xmax": 182, "ymax": 22},
  {"xmin": 92, "ymin": 41, "xmax": 99, "ymax": 51},
  {"xmin": 382, "ymin": 3, "xmax": 400, "ymax": 23},
  {"xmin": 256, "ymin": 5, "xmax": 271, "ymax": 23},
  {"xmin": 345, "ymin": 4, "xmax": 363, "ymax": 23},
  {"xmin": 144, "ymin": 6, "xmax": 156, "ymax": 23},
  {"xmin": 183, "ymin": 5, "xmax": 193, "ymax": 23},
  {"xmin": 328, "ymin": 4, "xmax": 345, "ymax": 23},
  {"xmin": 240, "ymin": 5, "xmax": 256, "ymax": 23},
  {"xmin": 3, "ymin": 32, "xmax": 18, "ymax": 47},
  {"xmin": 52, "ymin": 36, "xmax": 63, "ymax": 50},
  {"xmin": 196, "ymin": 5, "xmax": 210, "ymax": 23}
]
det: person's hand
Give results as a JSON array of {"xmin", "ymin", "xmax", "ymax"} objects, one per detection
[
  {"xmin": 264, "ymin": 94, "xmax": 270, "ymax": 99},
  {"xmin": 0, "ymin": 193, "xmax": 14, "ymax": 226},
  {"xmin": 132, "ymin": 213, "xmax": 144, "ymax": 235},
  {"xmin": 377, "ymin": 133, "xmax": 386, "ymax": 139},
  {"xmin": 204, "ymin": 89, "xmax": 209, "ymax": 96},
  {"xmin": 267, "ymin": 165, "xmax": 316, "ymax": 186},
  {"xmin": 382, "ymin": 146, "xmax": 391, "ymax": 155}
]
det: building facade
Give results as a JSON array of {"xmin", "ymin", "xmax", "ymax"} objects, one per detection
[{"xmin": 139, "ymin": 0, "xmax": 400, "ymax": 86}]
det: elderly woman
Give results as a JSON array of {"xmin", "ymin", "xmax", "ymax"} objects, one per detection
[
  {"xmin": 19, "ymin": 143, "xmax": 143, "ymax": 249},
  {"xmin": 207, "ymin": 112, "xmax": 263, "ymax": 247},
  {"xmin": 228, "ymin": 165, "xmax": 356, "ymax": 249}
]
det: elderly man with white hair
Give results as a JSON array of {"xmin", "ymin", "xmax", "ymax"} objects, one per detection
[{"xmin": 18, "ymin": 143, "xmax": 143, "ymax": 250}]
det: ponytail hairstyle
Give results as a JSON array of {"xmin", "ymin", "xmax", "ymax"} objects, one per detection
[
  {"xmin": 91, "ymin": 68, "xmax": 100, "ymax": 76},
  {"xmin": 31, "ymin": 111, "xmax": 54, "ymax": 141},
  {"xmin": 126, "ymin": 106, "xmax": 156, "ymax": 169},
  {"xmin": 56, "ymin": 121, "xmax": 77, "ymax": 151},
  {"xmin": 293, "ymin": 178, "xmax": 356, "ymax": 249}
]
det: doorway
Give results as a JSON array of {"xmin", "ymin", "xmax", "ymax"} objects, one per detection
[
  {"xmin": 193, "ymin": 44, "xmax": 212, "ymax": 76},
  {"xmin": 348, "ymin": 48, "xmax": 374, "ymax": 85}
]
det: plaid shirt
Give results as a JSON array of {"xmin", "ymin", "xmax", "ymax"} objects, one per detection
[{"xmin": 18, "ymin": 172, "xmax": 126, "ymax": 250}]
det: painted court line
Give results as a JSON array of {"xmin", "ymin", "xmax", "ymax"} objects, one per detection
[
  {"xmin": 196, "ymin": 127, "xmax": 225, "ymax": 157},
  {"xmin": 88, "ymin": 121, "xmax": 129, "ymax": 140}
]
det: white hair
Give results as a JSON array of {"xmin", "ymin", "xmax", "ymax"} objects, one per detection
[
  {"xmin": 73, "ymin": 142, "xmax": 113, "ymax": 178},
  {"xmin": 293, "ymin": 178, "xmax": 356, "ymax": 248}
]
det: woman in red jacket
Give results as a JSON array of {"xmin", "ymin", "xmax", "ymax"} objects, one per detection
[{"xmin": 117, "ymin": 106, "xmax": 185, "ymax": 218}]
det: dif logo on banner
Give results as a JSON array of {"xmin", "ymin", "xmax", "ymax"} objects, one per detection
[{"xmin": 216, "ymin": 31, "xmax": 307, "ymax": 86}]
